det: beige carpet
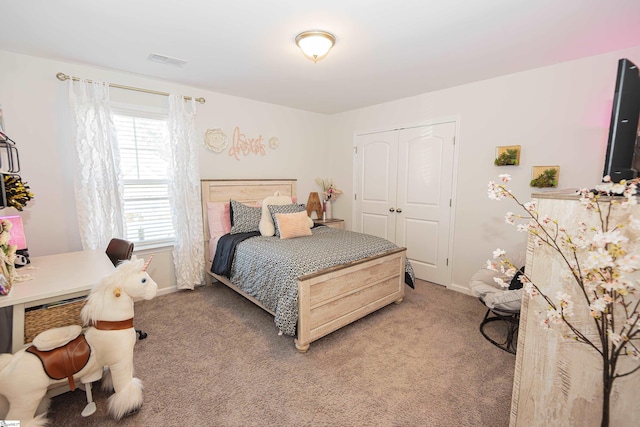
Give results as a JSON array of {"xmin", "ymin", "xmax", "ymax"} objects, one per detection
[{"xmin": 45, "ymin": 280, "xmax": 515, "ymax": 426}]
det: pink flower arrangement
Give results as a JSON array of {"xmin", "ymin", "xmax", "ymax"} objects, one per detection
[{"xmin": 315, "ymin": 178, "xmax": 343, "ymax": 202}]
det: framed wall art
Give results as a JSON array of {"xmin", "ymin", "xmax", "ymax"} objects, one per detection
[
  {"xmin": 530, "ymin": 166, "xmax": 560, "ymax": 188},
  {"xmin": 494, "ymin": 145, "xmax": 521, "ymax": 166}
]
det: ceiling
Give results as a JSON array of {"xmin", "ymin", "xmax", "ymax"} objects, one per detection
[{"xmin": 2, "ymin": 0, "xmax": 640, "ymax": 114}]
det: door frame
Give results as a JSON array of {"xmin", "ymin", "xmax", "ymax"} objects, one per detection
[{"xmin": 352, "ymin": 116, "xmax": 461, "ymax": 287}]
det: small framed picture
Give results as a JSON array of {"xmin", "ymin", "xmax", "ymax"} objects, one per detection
[
  {"xmin": 494, "ymin": 145, "xmax": 521, "ymax": 166},
  {"xmin": 530, "ymin": 166, "xmax": 560, "ymax": 188}
]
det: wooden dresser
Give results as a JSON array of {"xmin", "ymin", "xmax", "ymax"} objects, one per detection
[{"xmin": 510, "ymin": 192, "xmax": 639, "ymax": 426}]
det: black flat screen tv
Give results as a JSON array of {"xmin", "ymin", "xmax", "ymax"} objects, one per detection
[{"xmin": 603, "ymin": 58, "xmax": 640, "ymax": 182}]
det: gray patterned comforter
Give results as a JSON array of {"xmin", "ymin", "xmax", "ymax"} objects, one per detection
[{"xmin": 227, "ymin": 226, "xmax": 415, "ymax": 336}]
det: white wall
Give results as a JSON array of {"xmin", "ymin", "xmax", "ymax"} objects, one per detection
[
  {"xmin": 329, "ymin": 45, "xmax": 640, "ymax": 293},
  {"xmin": 0, "ymin": 50, "xmax": 331, "ymax": 293},
  {"xmin": 3, "ymin": 45, "xmax": 640, "ymax": 295}
]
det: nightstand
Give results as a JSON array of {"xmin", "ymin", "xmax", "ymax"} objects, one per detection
[{"xmin": 314, "ymin": 218, "xmax": 345, "ymax": 229}]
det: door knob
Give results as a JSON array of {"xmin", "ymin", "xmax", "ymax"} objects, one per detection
[
  {"xmin": 389, "ymin": 207, "xmax": 395, "ymax": 212},
  {"xmin": 396, "ymin": 208, "xmax": 402, "ymax": 213}
]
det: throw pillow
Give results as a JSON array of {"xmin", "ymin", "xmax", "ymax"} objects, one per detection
[
  {"xmin": 206, "ymin": 202, "xmax": 231, "ymax": 238},
  {"xmin": 275, "ymin": 211, "xmax": 313, "ymax": 239},
  {"xmin": 230, "ymin": 199, "xmax": 262, "ymax": 234},
  {"xmin": 508, "ymin": 266, "xmax": 525, "ymax": 290},
  {"xmin": 259, "ymin": 192, "xmax": 294, "ymax": 236},
  {"xmin": 268, "ymin": 204, "xmax": 311, "ymax": 237}
]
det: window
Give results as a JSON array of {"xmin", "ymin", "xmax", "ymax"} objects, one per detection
[{"xmin": 113, "ymin": 109, "xmax": 174, "ymax": 247}]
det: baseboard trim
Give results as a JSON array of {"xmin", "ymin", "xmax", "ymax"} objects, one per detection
[
  {"xmin": 133, "ymin": 285, "xmax": 179, "ymax": 303},
  {"xmin": 447, "ymin": 282, "xmax": 473, "ymax": 296},
  {"xmin": 156, "ymin": 286, "xmax": 180, "ymax": 297}
]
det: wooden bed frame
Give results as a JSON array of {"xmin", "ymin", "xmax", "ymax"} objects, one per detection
[{"xmin": 201, "ymin": 179, "xmax": 407, "ymax": 352}]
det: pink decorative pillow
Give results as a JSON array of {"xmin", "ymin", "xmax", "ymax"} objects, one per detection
[
  {"xmin": 207, "ymin": 202, "xmax": 231, "ymax": 238},
  {"xmin": 275, "ymin": 211, "xmax": 313, "ymax": 239}
]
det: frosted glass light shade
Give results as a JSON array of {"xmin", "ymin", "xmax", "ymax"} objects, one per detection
[{"xmin": 295, "ymin": 31, "xmax": 336, "ymax": 63}]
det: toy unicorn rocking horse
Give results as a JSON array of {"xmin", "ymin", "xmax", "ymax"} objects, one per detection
[{"xmin": 0, "ymin": 255, "xmax": 157, "ymax": 427}]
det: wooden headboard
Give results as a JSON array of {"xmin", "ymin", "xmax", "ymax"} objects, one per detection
[{"xmin": 200, "ymin": 179, "xmax": 297, "ymax": 264}]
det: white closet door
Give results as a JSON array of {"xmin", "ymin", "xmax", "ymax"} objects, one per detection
[
  {"xmin": 354, "ymin": 130, "xmax": 398, "ymax": 241},
  {"xmin": 354, "ymin": 120, "xmax": 456, "ymax": 286},
  {"xmin": 396, "ymin": 122, "xmax": 455, "ymax": 285}
]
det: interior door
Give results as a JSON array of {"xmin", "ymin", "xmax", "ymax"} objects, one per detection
[
  {"xmin": 354, "ymin": 130, "xmax": 398, "ymax": 241},
  {"xmin": 395, "ymin": 122, "xmax": 455, "ymax": 285},
  {"xmin": 354, "ymin": 121, "xmax": 456, "ymax": 286}
]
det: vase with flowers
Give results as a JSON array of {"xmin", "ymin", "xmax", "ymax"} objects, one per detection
[
  {"xmin": 4, "ymin": 174, "xmax": 34, "ymax": 211},
  {"xmin": 0, "ymin": 218, "xmax": 17, "ymax": 296},
  {"xmin": 315, "ymin": 178, "xmax": 343, "ymax": 220},
  {"xmin": 487, "ymin": 174, "xmax": 640, "ymax": 427}
]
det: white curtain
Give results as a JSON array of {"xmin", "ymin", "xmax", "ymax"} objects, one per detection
[
  {"xmin": 166, "ymin": 95, "xmax": 205, "ymax": 290},
  {"xmin": 68, "ymin": 80, "xmax": 125, "ymax": 250}
]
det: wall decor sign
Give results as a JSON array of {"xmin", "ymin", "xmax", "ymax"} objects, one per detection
[
  {"xmin": 204, "ymin": 128, "xmax": 229, "ymax": 153},
  {"xmin": 229, "ymin": 126, "xmax": 266, "ymax": 160},
  {"xmin": 205, "ymin": 126, "xmax": 279, "ymax": 160}
]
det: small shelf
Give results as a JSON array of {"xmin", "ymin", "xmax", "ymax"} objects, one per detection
[{"xmin": 0, "ymin": 131, "xmax": 23, "ymax": 210}]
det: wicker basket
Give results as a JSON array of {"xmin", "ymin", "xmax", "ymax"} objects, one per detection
[{"xmin": 24, "ymin": 298, "xmax": 86, "ymax": 344}]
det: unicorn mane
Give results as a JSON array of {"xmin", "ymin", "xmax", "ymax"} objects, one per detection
[{"xmin": 81, "ymin": 257, "xmax": 145, "ymax": 325}]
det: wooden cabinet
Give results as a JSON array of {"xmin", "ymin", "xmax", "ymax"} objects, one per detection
[
  {"xmin": 510, "ymin": 193, "xmax": 640, "ymax": 426},
  {"xmin": 314, "ymin": 218, "xmax": 345, "ymax": 229}
]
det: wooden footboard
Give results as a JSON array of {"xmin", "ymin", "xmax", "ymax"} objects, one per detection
[
  {"xmin": 295, "ymin": 247, "xmax": 406, "ymax": 352},
  {"xmin": 208, "ymin": 247, "xmax": 406, "ymax": 352}
]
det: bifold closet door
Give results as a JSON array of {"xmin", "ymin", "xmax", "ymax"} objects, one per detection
[
  {"xmin": 354, "ymin": 129, "xmax": 399, "ymax": 242},
  {"xmin": 395, "ymin": 122, "xmax": 455, "ymax": 285},
  {"xmin": 354, "ymin": 121, "xmax": 455, "ymax": 285}
]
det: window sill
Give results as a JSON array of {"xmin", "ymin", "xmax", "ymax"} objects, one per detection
[{"xmin": 133, "ymin": 241, "xmax": 174, "ymax": 254}]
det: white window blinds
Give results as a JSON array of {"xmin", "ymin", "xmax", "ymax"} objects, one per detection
[{"xmin": 113, "ymin": 111, "xmax": 175, "ymax": 246}]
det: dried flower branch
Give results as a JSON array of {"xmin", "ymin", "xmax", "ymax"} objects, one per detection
[{"xmin": 315, "ymin": 177, "xmax": 343, "ymax": 202}]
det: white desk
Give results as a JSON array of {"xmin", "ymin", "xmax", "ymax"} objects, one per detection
[{"xmin": 0, "ymin": 250, "xmax": 115, "ymax": 353}]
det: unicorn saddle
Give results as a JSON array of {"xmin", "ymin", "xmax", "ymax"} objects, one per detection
[{"xmin": 26, "ymin": 325, "xmax": 90, "ymax": 391}]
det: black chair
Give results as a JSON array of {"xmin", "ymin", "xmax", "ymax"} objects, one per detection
[
  {"xmin": 105, "ymin": 238, "xmax": 134, "ymax": 267},
  {"xmin": 469, "ymin": 255, "xmax": 524, "ymax": 354},
  {"xmin": 478, "ymin": 301, "xmax": 519, "ymax": 354},
  {"xmin": 105, "ymin": 238, "xmax": 147, "ymax": 340}
]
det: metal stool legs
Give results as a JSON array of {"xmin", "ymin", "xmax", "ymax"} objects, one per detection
[{"xmin": 479, "ymin": 307, "xmax": 519, "ymax": 354}]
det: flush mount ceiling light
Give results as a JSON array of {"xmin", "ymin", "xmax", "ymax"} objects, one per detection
[{"xmin": 295, "ymin": 31, "xmax": 336, "ymax": 63}]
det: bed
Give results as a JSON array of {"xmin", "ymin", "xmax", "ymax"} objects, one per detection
[{"xmin": 201, "ymin": 179, "xmax": 413, "ymax": 352}]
